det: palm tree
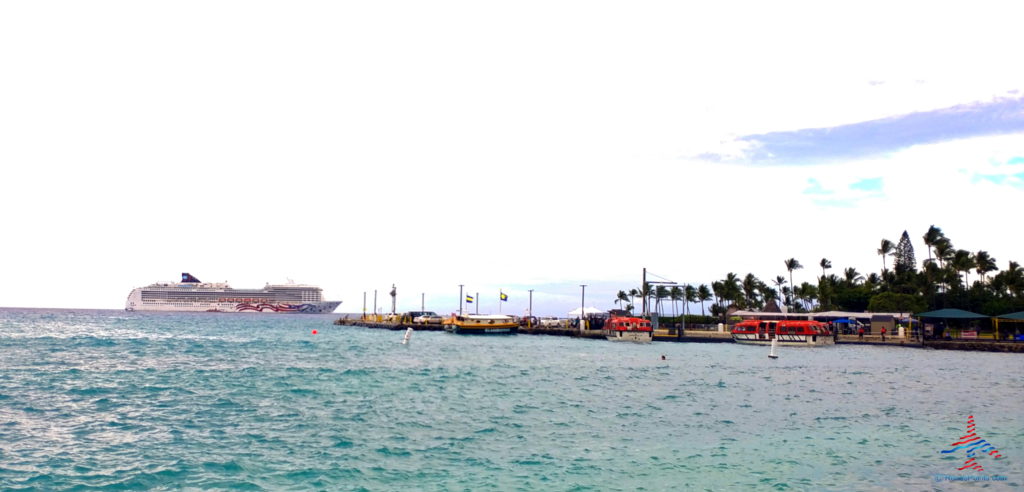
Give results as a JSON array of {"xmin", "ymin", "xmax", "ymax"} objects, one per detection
[
  {"xmin": 638, "ymin": 283, "xmax": 652, "ymax": 316},
  {"xmin": 1006, "ymin": 261, "xmax": 1024, "ymax": 297},
  {"xmin": 798, "ymin": 282, "xmax": 818, "ymax": 312},
  {"xmin": 877, "ymin": 238, "xmax": 895, "ymax": 273},
  {"xmin": 710, "ymin": 281, "xmax": 724, "ymax": 307},
  {"xmin": 772, "ymin": 275, "xmax": 787, "ymax": 305},
  {"xmin": 820, "ymin": 258, "xmax": 832, "ymax": 277},
  {"xmin": 669, "ymin": 286, "xmax": 683, "ymax": 318},
  {"xmin": 761, "ymin": 285, "xmax": 779, "ymax": 309},
  {"xmin": 951, "ymin": 249, "xmax": 975, "ymax": 288},
  {"xmin": 933, "ymin": 237, "xmax": 954, "ymax": 269},
  {"xmin": 615, "ymin": 290, "xmax": 629, "ymax": 312},
  {"xmin": 923, "ymin": 225, "xmax": 944, "ymax": 264},
  {"xmin": 818, "ymin": 275, "xmax": 837, "ymax": 311},
  {"xmin": 865, "ymin": 272, "xmax": 882, "ymax": 291},
  {"xmin": 974, "ymin": 250, "xmax": 997, "ymax": 284},
  {"xmin": 784, "ymin": 258, "xmax": 803, "ymax": 309},
  {"xmin": 722, "ymin": 273, "xmax": 742, "ymax": 307},
  {"xmin": 741, "ymin": 273, "xmax": 760, "ymax": 308},
  {"xmin": 628, "ymin": 288, "xmax": 639, "ymax": 312},
  {"xmin": 684, "ymin": 285, "xmax": 697, "ymax": 317},
  {"xmin": 697, "ymin": 284, "xmax": 712, "ymax": 316},
  {"xmin": 991, "ymin": 261, "xmax": 1021, "ymax": 297},
  {"xmin": 843, "ymin": 267, "xmax": 863, "ymax": 285},
  {"xmin": 654, "ymin": 285, "xmax": 669, "ymax": 317}
]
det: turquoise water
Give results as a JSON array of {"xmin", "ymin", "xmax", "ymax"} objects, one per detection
[{"xmin": 1, "ymin": 308, "xmax": 1022, "ymax": 490}]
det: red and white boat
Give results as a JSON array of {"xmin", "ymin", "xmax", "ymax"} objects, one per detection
[
  {"xmin": 731, "ymin": 320, "xmax": 834, "ymax": 346},
  {"xmin": 603, "ymin": 316, "xmax": 653, "ymax": 343}
]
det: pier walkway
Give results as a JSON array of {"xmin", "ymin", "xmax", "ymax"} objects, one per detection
[{"xmin": 332, "ymin": 317, "xmax": 1023, "ymax": 352}]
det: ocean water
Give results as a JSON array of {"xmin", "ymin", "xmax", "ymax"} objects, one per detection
[{"xmin": 1, "ymin": 308, "xmax": 1022, "ymax": 491}]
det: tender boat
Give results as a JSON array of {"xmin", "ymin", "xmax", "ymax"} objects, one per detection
[
  {"xmin": 603, "ymin": 315, "xmax": 653, "ymax": 343},
  {"xmin": 444, "ymin": 314, "xmax": 518, "ymax": 334},
  {"xmin": 731, "ymin": 319, "xmax": 834, "ymax": 346}
]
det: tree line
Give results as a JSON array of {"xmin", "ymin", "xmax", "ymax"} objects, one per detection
[{"xmin": 616, "ymin": 225, "xmax": 1024, "ymax": 319}]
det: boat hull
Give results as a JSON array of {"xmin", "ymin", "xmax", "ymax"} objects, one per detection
[
  {"xmin": 444, "ymin": 323, "xmax": 518, "ymax": 335},
  {"xmin": 443, "ymin": 314, "xmax": 518, "ymax": 335},
  {"xmin": 732, "ymin": 333, "xmax": 834, "ymax": 346},
  {"xmin": 604, "ymin": 330, "xmax": 653, "ymax": 343}
]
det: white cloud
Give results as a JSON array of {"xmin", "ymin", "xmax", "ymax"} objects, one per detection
[{"xmin": 1, "ymin": 1, "xmax": 1022, "ymax": 313}]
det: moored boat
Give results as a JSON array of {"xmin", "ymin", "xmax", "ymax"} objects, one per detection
[
  {"xmin": 444, "ymin": 314, "xmax": 518, "ymax": 334},
  {"xmin": 731, "ymin": 319, "xmax": 833, "ymax": 346},
  {"xmin": 603, "ymin": 315, "xmax": 653, "ymax": 343}
]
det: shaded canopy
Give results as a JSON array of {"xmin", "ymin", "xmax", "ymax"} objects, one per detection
[
  {"xmin": 996, "ymin": 311, "xmax": 1024, "ymax": 320},
  {"xmin": 914, "ymin": 308, "xmax": 988, "ymax": 319}
]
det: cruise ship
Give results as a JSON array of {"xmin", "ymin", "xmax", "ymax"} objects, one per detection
[{"xmin": 125, "ymin": 273, "xmax": 342, "ymax": 313}]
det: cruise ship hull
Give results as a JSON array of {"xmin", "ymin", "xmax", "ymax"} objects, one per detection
[{"xmin": 125, "ymin": 298, "xmax": 342, "ymax": 314}]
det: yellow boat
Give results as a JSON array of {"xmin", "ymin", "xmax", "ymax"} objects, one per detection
[{"xmin": 444, "ymin": 314, "xmax": 518, "ymax": 335}]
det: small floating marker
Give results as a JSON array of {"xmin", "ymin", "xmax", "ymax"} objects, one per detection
[
  {"xmin": 402, "ymin": 327, "xmax": 413, "ymax": 345},
  {"xmin": 660, "ymin": 355, "xmax": 666, "ymax": 360},
  {"xmin": 312, "ymin": 330, "xmax": 318, "ymax": 335}
]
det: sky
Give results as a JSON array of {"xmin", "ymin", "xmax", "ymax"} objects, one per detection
[{"xmin": 2, "ymin": 1, "xmax": 1022, "ymax": 316}]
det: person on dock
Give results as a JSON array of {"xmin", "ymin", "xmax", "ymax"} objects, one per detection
[
  {"xmin": 858, "ymin": 326, "xmax": 864, "ymax": 340},
  {"xmin": 880, "ymin": 326, "xmax": 887, "ymax": 342}
]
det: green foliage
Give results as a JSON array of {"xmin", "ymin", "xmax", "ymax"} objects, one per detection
[
  {"xmin": 867, "ymin": 292, "xmax": 926, "ymax": 313},
  {"xmin": 628, "ymin": 224, "xmax": 1021, "ymax": 319},
  {"xmin": 660, "ymin": 315, "xmax": 718, "ymax": 325},
  {"xmin": 833, "ymin": 286, "xmax": 871, "ymax": 312}
]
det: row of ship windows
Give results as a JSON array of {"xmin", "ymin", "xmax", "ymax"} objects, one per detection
[
  {"xmin": 142, "ymin": 295, "xmax": 311, "ymax": 300},
  {"xmin": 142, "ymin": 291, "xmax": 316, "ymax": 296}
]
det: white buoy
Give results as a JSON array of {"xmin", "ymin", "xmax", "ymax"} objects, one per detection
[
  {"xmin": 401, "ymin": 327, "xmax": 413, "ymax": 345},
  {"xmin": 769, "ymin": 337, "xmax": 779, "ymax": 359}
]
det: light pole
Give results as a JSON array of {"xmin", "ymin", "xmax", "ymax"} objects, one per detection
[
  {"xmin": 679, "ymin": 283, "xmax": 687, "ymax": 341},
  {"xmin": 459, "ymin": 284, "xmax": 464, "ymax": 315},
  {"xmin": 528, "ymin": 289, "xmax": 534, "ymax": 328},
  {"xmin": 362, "ymin": 291, "xmax": 366, "ymax": 320},
  {"xmin": 421, "ymin": 292, "xmax": 424, "ymax": 312},
  {"xmin": 580, "ymin": 284, "xmax": 587, "ymax": 331}
]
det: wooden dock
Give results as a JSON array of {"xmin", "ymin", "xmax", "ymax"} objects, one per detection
[
  {"xmin": 518, "ymin": 326, "xmax": 606, "ymax": 339},
  {"xmin": 332, "ymin": 317, "xmax": 1023, "ymax": 352}
]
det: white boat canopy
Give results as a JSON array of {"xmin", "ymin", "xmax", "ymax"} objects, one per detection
[{"xmin": 568, "ymin": 306, "xmax": 604, "ymax": 316}]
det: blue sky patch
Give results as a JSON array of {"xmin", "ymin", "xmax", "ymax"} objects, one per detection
[
  {"xmin": 803, "ymin": 178, "xmax": 832, "ymax": 195},
  {"xmin": 973, "ymin": 173, "xmax": 1007, "ymax": 185},
  {"xmin": 850, "ymin": 177, "xmax": 883, "ymax": 192},
  {"xmin": 1008, "ymin": 156, "xmax": 1024, "ymax": 165}
]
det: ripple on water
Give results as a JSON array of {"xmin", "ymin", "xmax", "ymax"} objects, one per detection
[{"xmin": 1, "ymin": 309, "xmax": 1024, "ymax": 490}]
